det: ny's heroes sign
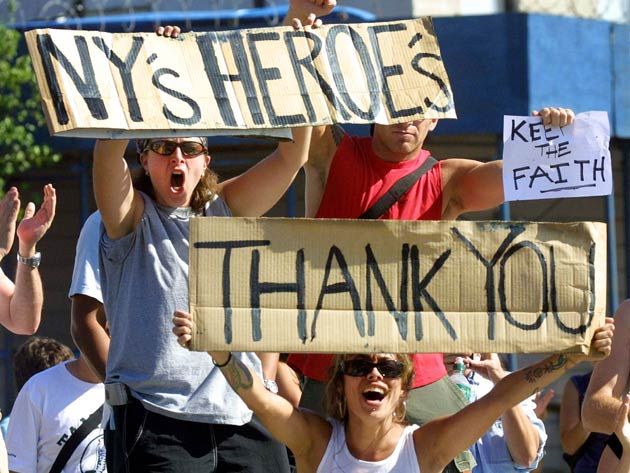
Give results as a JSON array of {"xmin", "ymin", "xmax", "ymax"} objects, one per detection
[
  {"xmin": 189, "ymin": 218, "xmax": 606, "ymax": 354},
  {"xmin": 24, "ymin": 18, "xmax": 455, "ymax": 139}
]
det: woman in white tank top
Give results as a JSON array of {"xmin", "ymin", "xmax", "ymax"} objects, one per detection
[{"xmin": 173, "ymin": 313, "xmax": 614, "ymax": 473}]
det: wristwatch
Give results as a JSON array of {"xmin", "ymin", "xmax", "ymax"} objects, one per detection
[
  {"xmin": 263, "ymin": 379, "xmax": 279, "ymax": 394},
  {"xmin": 17, "ymin": 251, "xmax": 41, "ymax": 269}
]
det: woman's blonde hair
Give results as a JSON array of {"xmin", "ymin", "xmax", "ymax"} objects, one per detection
[
  {"xmin": 135, "ymin": 137, "xmax": 218, "ymax": 213},
  {"xmin": 325, "ymin": 354, "xmax": 415, "ymax": 423}
]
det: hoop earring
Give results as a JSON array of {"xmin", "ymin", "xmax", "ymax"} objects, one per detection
[{"xmin": 395, "ymin": 399, "xmax": 407, "ymax": 421}]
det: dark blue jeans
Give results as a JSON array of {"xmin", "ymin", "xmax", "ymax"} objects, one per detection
[{"xmin": 105, "ymin": 397, "xmax": 290, "ymax": 472}]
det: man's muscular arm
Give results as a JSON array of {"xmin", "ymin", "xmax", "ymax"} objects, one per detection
[
  {"xmin": 285, "ymin": 0, "xmax": 339, "ymax": 217},
  {"xmin": 441, "ymin": 107, "xmax": 574, "ymax": 220},
  {"xmin": 583, "ymin": 300, "xmax": 630, "ymax": 433}
]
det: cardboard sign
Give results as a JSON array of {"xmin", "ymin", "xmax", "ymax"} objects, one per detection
[
  {"xmin": 189, "ymin": 217, "xmax": 606, "ymax": 354},
  {"xmin": 24, "ymin": 18, "xmax": 456, "ymax": 139},
  {"xmin": 502, "ymin": 111, "xmax": 611, "ymax": 201}
]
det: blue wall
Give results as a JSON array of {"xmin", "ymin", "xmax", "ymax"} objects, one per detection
[
  {"xmin": 434, "ymin": 13, "xmax": 628, "ymax": 138},
  {"xmin": 613, "ymin": 23, "xmax": 630, "ymax": 138},
  {"xmin": 434, "ymin": 14, "xmax": 529, "ymax": 135}
]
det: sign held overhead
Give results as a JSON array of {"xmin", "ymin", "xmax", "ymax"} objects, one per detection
[
  {"xmin": 189, "ymin": 218, "xmax": 606, "ymax": 355},
  {"xmin": 24, "ymin": 18, "xmax": 456, "ymax": 139},
  {"xmin": 502, "ymin": 111, "xmax": 611, "ymax": 201}
]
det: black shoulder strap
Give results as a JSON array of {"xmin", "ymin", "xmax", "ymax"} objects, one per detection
[
  {"xmin": 358, "ymin": 156, "xmax": 438, "ymax": 220},
  {"xmin": 49, "ymin": 404, "xmax": 104, "ymax": 473}
]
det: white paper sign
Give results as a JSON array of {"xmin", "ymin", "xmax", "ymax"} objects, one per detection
[{"xmin": 502, "ymin": 111, "xmax": 611, "ymax": 201}]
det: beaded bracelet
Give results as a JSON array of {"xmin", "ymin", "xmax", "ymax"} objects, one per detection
[{"xmin": 212, "ymin": 353, "xmax": 232, "ymax": 368}]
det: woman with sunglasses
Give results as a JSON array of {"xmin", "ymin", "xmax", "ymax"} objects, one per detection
[
  {"xmin": 92, "ymin": 129, "xmax": 311, "ymax": 472},
  {"xmin": 173, "ymin": 310, "xmax": 614, "ymax": 473}
]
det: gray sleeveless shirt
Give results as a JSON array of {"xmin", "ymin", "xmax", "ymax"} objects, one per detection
[{"xmin": 100, "ymin": 192, "xmax": 261, "ymax": 424}]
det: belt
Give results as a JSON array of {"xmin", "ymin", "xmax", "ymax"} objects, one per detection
[{"xmin": 105, "ymin": 382, "xmax": 132, "ymax": 406}]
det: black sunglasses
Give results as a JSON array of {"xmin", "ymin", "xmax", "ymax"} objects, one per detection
[
  {"xmin": 145, "ymin": 140, "xmax": 207, "ymax": 157},
  {"xmin": 341, "ymin": 359, "xmax": 404, "ymax": 379}
]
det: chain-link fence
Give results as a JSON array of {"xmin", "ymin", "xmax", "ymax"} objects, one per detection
[
  {"xmin": 511, "ymin": 0, "xmax": 629, "ymax": 23},
  {"xmin": 0, "ymin": 0, "xmax": 283, "ymax": 29},
  {"xmin": 2, "ymin": 0, "xmax": 629, "ymax": 28}
]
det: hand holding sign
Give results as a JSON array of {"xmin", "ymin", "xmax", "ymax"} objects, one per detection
[{"xmin": 502, "ymin": 111, "xmax": 611, "ymax": 201}]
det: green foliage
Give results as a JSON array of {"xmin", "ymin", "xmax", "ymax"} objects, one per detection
[{"xmin": 0, "ymin": 18, "xmax": 61, "ymax": 193}]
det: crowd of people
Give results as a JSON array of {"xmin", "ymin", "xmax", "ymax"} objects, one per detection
[{"xmin": 0, "ymin": 0, "xmax": 628, "ymax": 471}]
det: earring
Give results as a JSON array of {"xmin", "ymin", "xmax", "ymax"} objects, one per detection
[{"xmin": 145, "ymin": 169, "xmax": 150, "ymax": 176}]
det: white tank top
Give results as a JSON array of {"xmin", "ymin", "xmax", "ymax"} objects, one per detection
[{"xmin": 317, "ymin": 419, "xmax": 421, "ymax": 472}]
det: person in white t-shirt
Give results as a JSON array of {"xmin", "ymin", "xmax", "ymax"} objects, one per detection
[
  {"xmin": 174, "ymin": 312, "xmax": 614, "ymax": 473},
  {"xmin": 6, "ymin": 353, "xmax": 106, "ymax": 473}
]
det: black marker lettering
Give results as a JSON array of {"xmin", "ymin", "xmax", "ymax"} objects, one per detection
[
  {"xmin": 36, "ymin": 33, "xmax": 107, "ymax": 124},
  {"xmin": 248, "ymin": 32, "xmax": 305, "ymax": 126},
  {"xmin": 409, "ymin": 245, "xmax": 455, "ymax": 341},
  {"xmin": 410, "ymin": 50, "xmax": 453, "ymax": 113},
  {"xmin": 152, "ymin": 68, "xmax": 201, "ymax": 125},
  {"xmin": 574, "ymin": 160, "xmax": 589, "ymax": 181},
  {"xmin": 498, "ymin": 241, "xmax": 549, "ymax": 330},
  {"xmin": 92, "ymin": 35, "xmax": 144, "ymax": 122},
  {"xmin": 196, "ymin": 32, "xmax": 237, "ymax": 127},
  {"xmin": 528, "ymin": 166, "xmax": 554, "ymax": 188},
  {"xmin": 557, "ymin": 141, "xmax": 571, "ymax": 158},
  {"xmin": 549, "ymin": 162, "xmax": 570, "ymax": 183},
  {"xmin": 543, "ymin": 124, "xmax": 559, "ymax": 141},
  {"xmin": 284, "ymin": 30, "xmax": 351, "ymax": 121},
  {"xmin": 513, "ymin": 166, "xmax": 530, "ymax": 190},
  {"xmin": 326, "ymin": 25, "xmax": 380, "ymax": 120},
  {"xmin": 250, "ymin": 248, "xmax": 306, "ymax": 342},
  {"xmin": 311, "ymin": 246, "xmax": 364, "ymax": 341},
  {"xmin": 283, "ymin": 30, "xmax": 318, "ymax": 122},
  {"xmin": 452, "ymin": 224, "xmax": 526, "ymax": 340},
  {"xmin": 194, "ymin": 240, "xmax": 270, "ymax": 343},
  {"xmin": 368, "ymin": 23, "xmax": 423, "ymax": 119},
  {"xmin": 510, "ymin": 119, "xmax": 528, "ymax": 142},
  {"xmin": 552, "ymin": 244, "xmax": 596, "ymax": 334},
  {"xmin": 365, "ymin": 244, "xmax": 409, "ymax": 340},
  {"xmin": 529, "ymin": 122, "xmax": 543, "ymax": 142},
  {"xmin": 197, "ymin": 31, "xmax": 265, "ymax": 126},
  {"xmin": 593, "ymin": 157, "xmax": 606, "ymax": 181}
]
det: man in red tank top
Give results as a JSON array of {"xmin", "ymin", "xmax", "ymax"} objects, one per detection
[{"xmin": 285, "ymin": 2, "xmax": 575, "ymax": 472}]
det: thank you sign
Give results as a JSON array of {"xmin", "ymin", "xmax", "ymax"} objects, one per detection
[{"xmin": 189, "ymin": 218, "xmax": 606, "ymax": 355}]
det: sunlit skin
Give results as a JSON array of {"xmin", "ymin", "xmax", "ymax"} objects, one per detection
[
  {"xmin": 344, "ymin": 354, "xmax": 404, "ymax": 421},
  {"xmin": 343, "ymin": 354, "xmax": 407, "ymax": 461},
  {"xmin": 140, "ymin": 137, "xmax": 209, "ymax": 208},
  {"xmin": 173, "ymin": 308, "xmax": 614, "ymax": 473},
  {"xmin": 371, "ymin": 120, "xmax": 438, "ymax": 163}
]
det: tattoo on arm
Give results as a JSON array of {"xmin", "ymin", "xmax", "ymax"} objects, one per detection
[
  {"xmin": 222, "ymin": 357, "xmax": 254, "ymax": 392},
  {"xmin": 524, "ymin": 354, "xmax": 568, "ymax": 385}
]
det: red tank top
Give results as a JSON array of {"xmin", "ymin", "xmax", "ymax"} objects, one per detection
[{"xmin": 288, "ymin": 135, "xmax": 447, "ymax": 388}]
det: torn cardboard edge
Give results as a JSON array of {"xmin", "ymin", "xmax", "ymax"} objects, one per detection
[
  {"xmin": 188, "ymin": 217, "xmax": 606, "ymax": 354},
  {"xmin": 25, "ymin": 18, "xmax": 456, "ymax": 139}
]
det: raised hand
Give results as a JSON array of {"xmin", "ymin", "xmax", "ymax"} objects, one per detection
[
  {"xmin": 16, "ymin": 184, "xmax": 56, "ymax": 255},
  {"xmin": 584, "ymin": 317, "xmax": 615, "ymax": 361},
  {"xmin": 173, "ymin": 309, "xmax": 193, "ymax": 348},
  {"xmin": 288, "ymin": 0, "xmax": 335, "ymax": 27},
  {"xmin": 531, "ymin": 107, "xmax": 575, "ymax": 127},
  {"xmin": 0, "ymin": 187, "xmax": 19, "ymax": 261},
  {"xmin": 467, "ymin": 353, "xmax": 507, "ymax": 383},
  {"xmin": 155, "ymin": 24, "xmax": 181, "ymax": 38}
]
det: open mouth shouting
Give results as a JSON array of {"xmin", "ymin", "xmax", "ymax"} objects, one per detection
[
  {"xmin": 362, "ymin": 386, "xmax": 387, "ymax": 406},
  {"xmin": 170, "ymin": 170, "xmax": 184, "ymax": 192}
]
